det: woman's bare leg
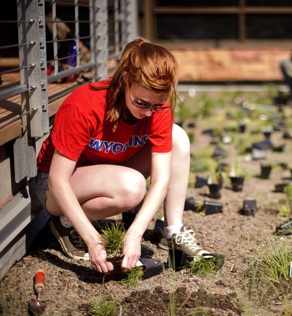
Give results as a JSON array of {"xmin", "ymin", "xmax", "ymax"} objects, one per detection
[
  {"xmin": 46, "ymin": 164, "xmax": 147, "ymax": 219},
  {"xmin": 164, "ymin": 124, "xmax": 190, "ymax": 227}
]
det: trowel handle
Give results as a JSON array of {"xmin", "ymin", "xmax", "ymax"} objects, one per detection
[{"xmin": 34, "ymin": 269, "xmax": 45, "ymax": 293}]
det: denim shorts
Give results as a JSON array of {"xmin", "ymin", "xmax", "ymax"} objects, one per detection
[{"xmin": 31, "ymin": 171, "xmax": 49, "ymax": 211}]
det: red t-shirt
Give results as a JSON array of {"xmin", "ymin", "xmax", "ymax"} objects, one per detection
[{"xmin": 37, "ymin": 80, "xmax": 173, "ymax": 172}]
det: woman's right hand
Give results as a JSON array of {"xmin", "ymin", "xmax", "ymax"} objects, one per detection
[{"xmin": 87, "ymin": 239, "xmax": 114, "ymax": 273}]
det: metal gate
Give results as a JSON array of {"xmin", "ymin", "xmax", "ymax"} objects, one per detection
[{"xmin": 0, "ymin": 0, "xmax": 138, "ymax": 279}]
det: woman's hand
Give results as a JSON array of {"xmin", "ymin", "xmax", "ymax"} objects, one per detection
[
  {"xmin": 121, "ymin": 232, "xmax": 142, "ymax": 273},
  {"xmin": 87, "ymin": 239, "xmax": 114, "ymax": 274}
]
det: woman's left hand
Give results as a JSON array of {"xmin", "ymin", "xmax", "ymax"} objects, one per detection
[{"xmin": 120, "ymin": 232, "xmax": 142, "ymax": 273}]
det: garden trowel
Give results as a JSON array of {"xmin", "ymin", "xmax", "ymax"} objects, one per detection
[{"xmin": 28, "ymin": 269, "xmax": 46, "ymax": 315}]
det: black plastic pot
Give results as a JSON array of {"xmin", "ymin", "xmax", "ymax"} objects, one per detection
[
  {"xmin": 260, "ymin": 164, "xmax": 272, "ymax": 179},
  {"xmin": 263, "ymin": 129, "xmax": 272, "ymax": 139},
  {"xmin": 274, "ymin": 218, "xmax": 292, "ymax": 236},
  {"xmin": 141, "ymin": 244, "xmax": 154, "ymax": 258},
  {"xmin": 167, "ymin": 249, "xmax": 224, "ymax": 272},
  {"xmin": 274, "ymin": 182, "xmax": 292, "ymax": 192},
  {"xmin": 204, "ymin": 200, "xmax": 223, "ymax": 215},
  {"xmin": 241, "ymin": 199, "xmax": 257, "ymax": 216},
  {"xmin": 195, "ymin": 176, "xmax": 208, "ymax": 188},
  {"xmin": 184, "ymin": 197, "xmax": 197, "ymax": 211},
  {"xmin": 208, "ymin": 183, "xmax": 221, "ymax": 199},
  {"xmin": 252, "ymin": 139, "xmax": 274, "ymax": 150},
  {"xmin": 273, "ymin": 144, "xmax": 286, "ymax": 153},
  {"xmin": 239, "ymin": 121, "xmax": 246, "ymax": 133},
  {"xmin": 152, "ymin": 219, "xmax": 164, "ymax": 242},
  {"xmin": 139, "ymin": 257, "xmax": 163, "ymax": 279},
  {"xmin": 230, "ymin": 176, "xmax": 244, "ymax": 192}
]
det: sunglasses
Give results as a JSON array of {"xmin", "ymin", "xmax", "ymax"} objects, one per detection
[{"xmin": 129, "ymin": 91, "xmax": 171, "ymax": 111}]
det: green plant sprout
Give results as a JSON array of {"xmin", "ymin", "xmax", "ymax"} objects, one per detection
[
  {"xmin": 206, "ymin": 161, "xmax": 222, "ymax": 185},
  {"xmin": 259, "ymin": 249, "xmax": 292, "ymax": 284},
  {"xmin": 102, "ymin": 221, "xmax": 126, "ymax": 259},
  {"xmin": 229, "ymin": 159, "xmax": 245, "ymax": 177},
  {"xmin": 188, "ymin": 257, "xmax": 218, "ymax": 277},
  {"xmin": 278, "ymin": 184, "xmax": 292, "ymax": 217},
  {"xmin": 120, "ymin": 266, "xmax": 144, "ymax": 287},
  {"xmin": 89, "ymin": 296, "xmax": 119, "ymax": 316}
]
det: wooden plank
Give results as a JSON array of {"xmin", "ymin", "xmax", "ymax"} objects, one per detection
[
  {"xmin": 0, "ymin": 58, "xmax": 19, "ymax": 68},
  {"xmin": 0, "ymin": 120, "xmax": 21, "ymax": 146},
  {"xmin": 0, "ymin": 146, "xmax": 12, "ymax": 207},
  {"xmin": 0, "ymin": 80, "xmax": 81, "ymax": 146}
]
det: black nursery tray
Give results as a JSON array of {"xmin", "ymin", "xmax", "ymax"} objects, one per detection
[
  {"xmin": 274, "ymin": 218, "xmax": 292, "ymax": 236},
  {"xmin": 138, "ymin": 258, "xmax": 164, "ymax": 279},
  {"xmin": 167, "ymin": 249, "xmax": 224, "ymax": 272},
  {"xmin": 204, "ymin": 200, "xmax": 223, "ymax": 215}
]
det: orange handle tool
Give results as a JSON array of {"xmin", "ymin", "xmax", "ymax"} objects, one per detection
[{"xmin": 34, "ymin": 269, "xmax": 45, "ymax": 294}]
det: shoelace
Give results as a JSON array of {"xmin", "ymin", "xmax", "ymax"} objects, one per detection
[
  {"xmin": 174, "ymin": 229, "xmax": 202, "ymax": 252},
  {"xmin": 70, "ymin": 230, "xmax": 87, "ymax": 251}
]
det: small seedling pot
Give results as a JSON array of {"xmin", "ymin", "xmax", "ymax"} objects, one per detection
[
  {"xmin": 238, "ymin": 121, "xmax": 246, "ymax": 133},
  {"xmin": 207, "ymin": 184, "xmax": 221, "ymax": 199},
  {"xmin": 283, "ymin": 131, "xmax": 292, "ymax": 139},
  {"xmin": 139, "ymin": 258, "xmax": 163, "ymax": 279},
  {"xmin": 141, "ymin": 244, "xmax": 154, "ymax": 258},
  {"xmin": 213, "ymin": 147, "xmax": 227, "ymax": 159},
  {"xmin": 252, "ymin": 139, "xmax": 274, "ymax": 150},
  {"xmin": 260, "ymin": 164, "xmax": 272, "ymax": 179},
  {"xmin": 204, "ymin": 200, "xmax": 223, "ymax": 215},
  {"xmin": 167, "ymin": 249, "xmax": 225, "ymax": 271},
  {"xmin": 241, "ymin": 199, "xmax": 257, "ymax": 216},
  {"xmin": 230, "ymin": 176, "xmax": 244, "ymax": 192},
  {"xmin": 184, "ymin": 197, "xmax": 197, "ymax": 211},
  {"xmin": 167, "ymin": 249, "xmax": 193, "ymax": 271},
  {"xmin": 273, "ymin": 145, "xmax": 286, "ymax": 153},
  {"xmin": 263, "ymin": 129, "xmax": 272, "ymax": 139},
  {"xmin": 195, "ymin": 176, "xmax": 208, "ymax": 188},
  {"xmin": 274, "ymin": 218, "xmax": 292, "ymax": 236},
  {"xmin": 274, "ymin": 182, "xmax": 292, "ymax": 192},
  {"xmin": 152, "ymin": 219, "xmax": 164, "ymax": 242}
]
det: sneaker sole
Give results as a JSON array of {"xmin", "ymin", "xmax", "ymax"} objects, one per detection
[
  {"xmin": 49, "ymin": 221, "xmax": 90, "ymax": 261},
  {"xmin": 157, "ymin": 241, "xmax": 170, "ymax": 251}
]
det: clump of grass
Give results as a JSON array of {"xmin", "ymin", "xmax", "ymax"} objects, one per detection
[
  {"xmin": 256, "ymin": 235, "xmax": 292, "ymax": 285},
  {"xmin": 102, "ymin": 221, "xmax": 126, "ymax": 257},
  {"xmin": 102, "ymin": 221, "xmax": 144, "ymax": 286},
  {"xmin": 89, "ymin": 296, "xmax": 119, "ymax": 316},
  {"xmin": 120, "ymin": 266, "xmax": 144, "ymax": 287},
  {"xmin": 188, "ymin": 257, "xmax": 218, "ymax": 277},
  {"xmin": 244, "ymin": 239, "xmax": 292, "ymax": 311},
  {"xmin": 278, "ymin": 184, "xmax": 292, "ymax": 217}
]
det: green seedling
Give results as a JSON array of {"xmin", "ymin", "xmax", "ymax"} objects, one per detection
[
  {"xmin": 89, "ymin": 296, "xmax": 119, "ymax": 316},
  {"xmin": 188, "ymin": 257, "xmax": 217, "ymax": 277},
  {"xmin": 102, "ymin": 221, "xmax": 126, "ymax": 258},
  {"xmin": 120, "ymin": 266, "xmax": 144, "ymax": 287},
  {"xmin": 278, "ymin": 184, "xmax": 292, "ymax": 217}
]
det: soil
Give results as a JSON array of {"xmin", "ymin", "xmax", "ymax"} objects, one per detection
[{"xmin": 1, "ymin": 92, "xmax": 292, "ymax": 316}]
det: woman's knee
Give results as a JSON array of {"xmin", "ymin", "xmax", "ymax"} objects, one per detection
[{"xmin": 120, "ymin": 171, "xmax": 146, "ymax": 207}]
